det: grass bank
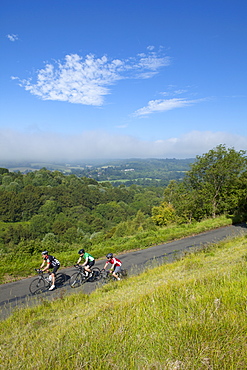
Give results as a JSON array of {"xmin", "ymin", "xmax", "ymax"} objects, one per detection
[
  {"xmin": 1, "ymin": 234, "xmax": 247, "ymax": 369},
  {"xmin": 0, "ymin": 215, "xmax": 233, "ymax": 283}
]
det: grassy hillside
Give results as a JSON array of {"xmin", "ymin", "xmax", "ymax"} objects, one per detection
[{"xmin": 1, "ymin": 234, "xmax": 247, "ymax": 369}]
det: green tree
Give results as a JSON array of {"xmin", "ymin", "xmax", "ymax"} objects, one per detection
[
  {"xmin": 0, "ymin": 168, "xmax": 9, "ymax": 175},
  {"xmin": 0, "ymin": 191, "xmax": 22, "ymax": 222},
  {"xmin": 30, "ymin": 214, "xmax": 51, "ymax": 239},
  {"xmin": 42, "ymin": 233, "xmax": 58, "ymax": 250},
  {"xmin": 130, "ymin": 190, "xmax": 161, "ymax": 215},
  {"xmin": 93, "ymin": 201, "xmax": 129, "ymax": 226},
  {"xmin": 52, "ymin": 213, "xmax": 74, "ymax": 238},
  {"xmin": 151, "ymin": 201, "xmax": 176, "ymax": 226},
  {"xmin": 59, "ymin": 227, "xmax": 78, "ymax": 244},
  {"xmin": 163, "ymin": 180, "xmax": 198, "ymax": 223},
  {"xmin": 185, "ymin": 145, "xmax": 247, "ymax": 218},
  {"xmin": 39, "ymin": 200, "xmax": 61, "ymax": 218},
  {"xmin": 19, "ymin": 185, "xmax": 45, "ymax": 220},
  {"xmin": 1, "ymin": 175, "xmax": 13, "ymax": 186}
]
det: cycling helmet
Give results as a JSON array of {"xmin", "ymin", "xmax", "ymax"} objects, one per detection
[
  {"xmin": 78, "ymin": 249, "xmax": 85, "ymax": 254},
  {"xmin": 41, "ymin": 251, "xmax": 48, "ymax": 255},
  {"xmin": 106, "ymin": 253, "xmax": 113, "ymax": 259}
]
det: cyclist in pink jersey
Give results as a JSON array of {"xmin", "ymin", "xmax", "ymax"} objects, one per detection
[{"xmin": 103, "ymin": 253, "xmax": 122, "ymax": 280}]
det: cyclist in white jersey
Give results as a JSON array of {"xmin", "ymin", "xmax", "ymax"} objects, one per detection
[{"xmin": 40, "ymin": 251, "xmax": 60, "ymax": 290}]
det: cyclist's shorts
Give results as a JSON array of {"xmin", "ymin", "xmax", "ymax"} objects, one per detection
[
  {"xmin": 114, "ymin": 266, "xmax": 121, "ymax": 274},
  {"xmin": 87, "ymin": 260, "xmax": 95, "ymax": 269},
  {"xmin": 51, "ymin": 265, "xmax": 60, "ymax": 274}
]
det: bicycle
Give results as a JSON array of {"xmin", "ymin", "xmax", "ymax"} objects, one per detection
[
  {"xmin": 98, "ymin": 268, "xmax": 127, "ymax": 286},
  {"xmin": 29, "ymin": 269, "xmax": 66, "ymax": 295},
  {"xmin": 69, "ymin": 265, "xmax": 101, "ymax": 288}
]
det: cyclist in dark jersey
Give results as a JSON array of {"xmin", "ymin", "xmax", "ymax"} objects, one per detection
[
  {"xmin": 40, "ymin": 251, "xmax": 60, "ymax": 290},
  {"xmin": 77, "ymin": 249, "xmax": 95, "ymax": 277},
  {"xmin": 103, "ymin": 253, "xmax": 122, "ymax": 280}
]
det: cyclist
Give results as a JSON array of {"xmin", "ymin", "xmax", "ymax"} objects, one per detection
[
  {"xmin": 40, "ymin": 251, "xmax": 60, "ymax": 291},
  {"xmin": 103, "ymin": 253, "xmax": 122, "ymax": 281},
  {"xmin": 77, "ymin": 249, "xmax": 95, "ymax": 277}
]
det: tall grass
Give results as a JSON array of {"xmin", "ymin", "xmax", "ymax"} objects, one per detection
[
  {"xmin": 1, "ymin": 234, "xmax": 247, "ymax": 369},
  {"xmin": 0, "ymin": 215, "xmax": 233, "ymax": 283}
]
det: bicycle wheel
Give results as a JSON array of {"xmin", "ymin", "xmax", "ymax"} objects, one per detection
[
  {"xmin": 120, "ymin": 269, "xmax": 128, "ymax": 277},
  {"xmin": 100, "ymin": 271, "xmax": 112, "ymax": 286},
  {"xmin": 56, "ymin": 273, "xmax": 66, "ymax": 286},
  {"xmin": 69, "ymin": 273, "xmax": 86, "ymax": 288},
  {"xmin": 29, "ymin": 278, "xmax": 47, "ymax": 295},
  {"xmin": 90, "ymin": 267, "xmax": 101, "ymax": 282}
]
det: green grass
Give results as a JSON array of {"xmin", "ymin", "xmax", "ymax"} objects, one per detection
[
  {"xmin": 0, "ymin": 215, "xmax": 234, "ymax": 283},
  {"xmin": 1, "ymin": 234, "xmax": 247, "ymax": 369}
]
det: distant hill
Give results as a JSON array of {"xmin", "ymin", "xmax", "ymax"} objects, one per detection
[{"xmin": 0, "ymin": 158, "xmax": 195, "ymax": 186}]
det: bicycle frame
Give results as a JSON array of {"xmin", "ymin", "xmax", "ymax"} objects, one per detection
[
  {"xmin": 69, "ymin": 265, "xmax": 101, "ymax": 288},
  {"xmin": 29, "ymin": 269, "xmax": 51, "ymax": 295},
  {"xmin": 98, "ymin": 268, "xmax": 127, "ymax": 286},
  {"xmin": 36, "ymin": 269, "xmax": 51, "ymax": 282},
  {"xmin": 29, "ymin": 269, "xmax": 66, "ymax": 294},
  {"xmin": 74, "ymin": 265, "xmax": 88, "ymax": 274}
]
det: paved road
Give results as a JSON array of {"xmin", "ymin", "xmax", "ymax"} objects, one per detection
[{"xmin": 1, "ymin": 223, "xmax": 246, "ymax": 320}]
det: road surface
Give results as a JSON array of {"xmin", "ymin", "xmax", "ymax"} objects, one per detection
[{"xmin": 1, "ymin": 223, "xmax": 246, "ymax": 320}]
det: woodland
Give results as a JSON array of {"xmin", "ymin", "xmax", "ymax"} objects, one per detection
[{"xmin": 0, "ymin": 145, "xmax": 247, "ymax": 259}]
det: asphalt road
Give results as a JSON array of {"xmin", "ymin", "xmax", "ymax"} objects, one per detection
[{"xmin": 1, "ymin": 223, "xmax": 246, "ymax": 320}]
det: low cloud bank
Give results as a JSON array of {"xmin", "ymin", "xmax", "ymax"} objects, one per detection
[{"xmin": 0, "ymin": 129, "xmax": 246, "ymax": 162}]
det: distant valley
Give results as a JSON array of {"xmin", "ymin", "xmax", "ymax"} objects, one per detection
[{"xmin": 0, "ymin": 158, "xmax": 194, "ymax": 186}]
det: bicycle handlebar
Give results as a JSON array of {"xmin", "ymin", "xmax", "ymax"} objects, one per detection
[
  {"xmin": 35, "ymin": 268, "xmax": 44, "ymax": 274},
  {"xmin": 74, "ymin": 264, "xmax": 83, "ymax": 270}
]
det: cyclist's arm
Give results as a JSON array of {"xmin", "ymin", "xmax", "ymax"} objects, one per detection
[
  {"xmin": 110, "ymin": 264, "xmax": 115, "ymax": 272},
  {"xmin": 42, "ymin": 262, "xmax": 50, "ymax": 272},
  {"xmin": 103, "ymin": 261, "xmax": 109, "ymax": 270},
  {"xmin": 77, "ymin": 256, "xmax": 82, "ymax": 264},
  {"xmin": 40, "ymin": 260, "xmax": 45, "ymax": 269},
  {"xmin": 82, "ymin": 257, "xmax": 89, "ymax": 266}
]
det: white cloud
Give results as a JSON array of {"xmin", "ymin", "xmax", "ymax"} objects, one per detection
[
  {"xmin": 7, "ymin": 34, "xmax": 18, "ymax": 42},
  {"xmin": 136, "ymin": 52, "xmax": 170, "ymax": 70},
  {"xmin": 133, "ymin": 98, "xmax": 203, "ymax": 117},
  {"xmin": 0, "ymin": 128, "xmax": 246, "ymax": 162},
  {"xmin": 173, "ymin": 89, "xmax": 188, "ymax": 95},
  {"xmin": 15, "ymin": 48, "xmax": 170, "ymax": 106}
]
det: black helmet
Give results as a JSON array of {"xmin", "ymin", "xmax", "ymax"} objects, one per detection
[
  {"xmin": 78, "ymin": 249, "xmax": 85, "ymax": 254},
  {"xmin": 106, "ymin": 253, "xmax": 113, "ymax": 259},
  {"xmin": 42, "ymin": 251, "xmax": 48, "ymax": 255}
]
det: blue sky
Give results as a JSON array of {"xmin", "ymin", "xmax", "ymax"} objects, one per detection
[{"xmin": 1, "ymin": 0, "xmax": 247, "ymax": 162}]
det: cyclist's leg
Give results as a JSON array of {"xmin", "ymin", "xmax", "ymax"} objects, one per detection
[
  {"xmin": 112, "ymin": 266, "xmax": 121, "ymax": 280},
  {"xmin": 85, "ymin": 260, "xmax": 95, "ymax": 276},
  {"xmin": 50, "ymin": 265, "xmax": 59, "ymax": 288}
]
